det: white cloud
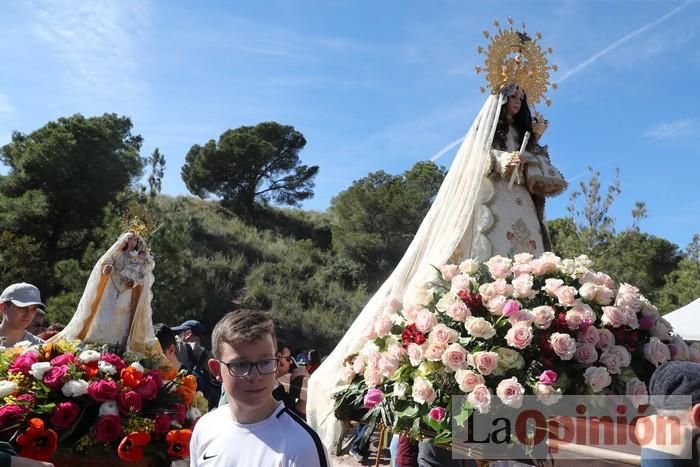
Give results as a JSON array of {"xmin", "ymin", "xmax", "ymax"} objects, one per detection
[
  {"xmin": 645, "ymin": 119, "xmax": 698, "ymax": 140},
  {"xmin": 0, "ymin": 94, "xmax": 16, "ymax": 114},
  {"xmin": 28, "ymin": 0, "xmax": 151, "ymax": 99}
]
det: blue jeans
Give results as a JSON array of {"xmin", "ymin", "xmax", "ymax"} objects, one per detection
[{"xmin": 350, "ymin": 423, "xmax": 370, "ymax": 456}]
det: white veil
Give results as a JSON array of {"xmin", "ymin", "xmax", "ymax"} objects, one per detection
[
  {"xmin": 307, "ymin": 93, "xmax": 505, "ymax": 450},
  {"xmin": 51, "ymin": 232, "xmax": 159, "ymax": 355}
]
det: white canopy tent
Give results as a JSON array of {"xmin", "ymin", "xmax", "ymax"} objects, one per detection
[{"xmin": 664, "ymin": 298, "xmax": 700, "ymax": 341}]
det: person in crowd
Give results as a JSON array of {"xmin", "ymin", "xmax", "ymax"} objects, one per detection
[
  {"xmin": 639, "ymin": 360, "xmax": 700, "ymax": 466},
  {"xmin": 27, "ymin": 309, "xmax": 46, "ymax": 337},
  {"xmin": 37, "ymin": 324, "xmax": 64, "ymax": 341},
  {"xmin": 271, "ymin": 341, "xmax": 302, "ymax": 415},
  {"xmin": 0, "ymin": 283, "xmax": 46, "ymax": 347},
  {"xmin": 172, "ymin": 319, "xmax": 221, "ymax": 409},
  {"xmin": 189, "ymin": 309, "xmax": 329, "ymax": 466},
  {"xmin": 0, "ymin": 440, "xmax": 54, "ymax": 467},
  {"xmin": 155, "ymin": 323, "xmax": 181, "ymax": 369},
  {"xmin": 306, "ymin": 349, "xmax": 321, "ymax": 375}
]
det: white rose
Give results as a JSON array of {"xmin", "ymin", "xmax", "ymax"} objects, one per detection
[
  {"xmin": 459, "ymin": 259, "xmax": 480, "ymax": 274},
  {"xmin": 29, "ymin": 361, "xmax": 52, "ymax": 380},
  {"xmin": 98, "ymin": 361, "xmax": 117, "ymax": 375},
  {"xmin": 512, "ymin": 274, "xmax": 535, "ymax": 299},
  {"xmin": 424, "ymin": 342, "xmax": 447, "ymax": 362},
  {"xmin": 485, "ymin": 255, "xmax": 513, "ymax": 279},
  {"xmin": 338, "ymin": 365, "xmax": 356, "ymax": 384},
  {"xmin": 61, "ymin": 379, "xmax": 89, "ymax": 398},
  {"xmin": 406, "ymin": 343, "xmax": 424, "ymax": 367},
  {"xmin": 0, "ymin": 380, "xmax": 18, "ymax": 398},
  {"xmin": 98, "ymin": 400, "xmax": 120, "ymax": 416},
  {"xmin": 446, "ymin": 301, "xmax": 470, "ymax": 322},
  {"xmin": 464, "ymin": 317, "xmax": 496, "ymax": 339},
  {"xmin": 535, "ymin": 383, "xmax": 563, "ymax": 406},
  {"xmin": 644, "ymin": 337, "xmax": 671, "ymax": 367},
  {"xmin": 542, "ymin": 278, "xmax": 564, "ymax": 296},
  {"xmin": 555, "ymin": 286, "xmax": 578, "ymax": 306},
  {"xmin": 583, "ymin": 366, "xmax": 612, "ymax": 392},
  {"xmin": 450, "ymin": 274, "xmax": 473, "ymax": 293},
  {"xmin": 412, "ymin": 376, "xmax": 436, "ymax": 404},
  {"xmin": 532, "ymin": 306, "xmax": 555, "ymax": 329},
  {"xmin": 373, "ymin": 315, "xmax": 394, "ymax": 338},
  {"xmin": 436, "ymin": 293, "xmax": 458, "ymax": 313},
  {"xmin": 394, "ymin": 382, "xmax": 409, "ymax": 400},
  {"xmin": 429, "ymin": 323, "xmax": 459, "ymax": 345},
  {"xmin": 130, "ymin": 362, "xmax": 145, "ymax": 373},
  {"xmin": 415, "ymin": 310, "xmax": 438, "ymax": 333},
  {"xmin": 440, "ymin": 264, "xmax": 459, "ymax": 281},
  {"xmin": 485, "ymin": 295, "xmax": 507, "ymax": 315},
  {"xmin": 78, "ymin": 350, "xmax": 101, "ymax": 363}
]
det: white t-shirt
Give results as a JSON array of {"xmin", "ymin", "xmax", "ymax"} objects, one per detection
[{"xmin": 190, "ymin": 401, "xmax": 329, "ymax": 467}]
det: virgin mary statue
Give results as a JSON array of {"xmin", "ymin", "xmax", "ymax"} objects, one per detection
[
  {"xmin": 51, "ymin": 230, "xmax": 159, "ymax": 355},
  {"xmin": 307, "ymin": 21, "xmax": 567, "ymax": 451}
]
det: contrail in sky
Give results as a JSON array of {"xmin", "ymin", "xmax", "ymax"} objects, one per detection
[{"xmin": 429, "ymin": 1, "xmax": 693, "ymax": 162}]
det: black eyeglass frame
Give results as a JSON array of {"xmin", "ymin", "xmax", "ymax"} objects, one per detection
[{"xmin": 217, "ymin": 358, "xmax": 279, "ymax": 377}]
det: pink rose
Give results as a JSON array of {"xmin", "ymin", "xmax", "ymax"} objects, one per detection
[
  {"xmin": 441, "ymin": 343, "xmax": 468, "ymax": 371},
  {"xmin": 118, "ymin": 390, "xmax": 143, "ymax": 414},
  {"xmin": 363, "ymin": 388, "xmax": 385, "ymax": 409},
  {"xmin": 467, "ymin": 384, "xmax": 492, "ymax": 414},
  {"xmin": 508, "ymin": 308, "xmax": 533, "ymax": 325},
  {"xmin": 539, "ymin": 370, "xmax": 558, "ymax": 385},
  {"xmin": 513, "ymin": 253, "xmax": 534, "ymax": 264},
  {"xmin": 644, "ymin": 337, "xmax": 671, "ymax": 367},
  {"xmin": 406, "ymin": 343, "xmax": 424, "ymax": 367},
  {"xmin": 429, "ymin": 406, "xmax": 446, "ymax": 422},
  {"xmin": 596, "ymin": 328, "xmax": 615, "ymax": 351},
  {"xmin": 402, "ymin": 304, "xmax": 421, "ymax": 323},
  {"xmin": 362, "ymin": 321, "xmax": 377, "ymax": 340},
  {"xmin": 135, "ymin": 375, "xmax": 160, "ymax": 400},
  {"xmin": 496, "ymin": 377, "xmax": 525, "ymax": 408},
  {"xmin": 601, "ymin": 306, "xmax": 626, "ymax": 328},
  {"xmin": 485, "ymin": 255, "xmax": 512, "ymax": 279},
  {"xmin": 373, "ymin": 316, "xmax": 394, "ymax": 338},
  {"xmin": 424, "ymin": 342, "xmax": 447, "ymax": 362},
  {"xmin": 364, "ymin": 368, "xmax": 382, "ymax": 388},
  {"xmin": 538, "ymin": 252, "xmax": 561, "ymax": 272},
  {"xmin": 50, "ymin": 353, "xmax": 78, "ymax": 367},
  {"xmin": 550, "ymin": 333, "xmax": 576, "ymax": 360},
  {"xmin": 502, "ymin": 300, "xmax": 521, "ymax": 318},
  {"xmin": 87, "ymin": 379, "xmax": 120, "ymax": 402},
  {"xmin": 615, "ymin": 283, "xmax": 641, "ymax": 312},
  {"xmin": 386, "ymin": 297, "xmax": 403, "ymax": 313},
  {"xmin": 578, "ymin": 325, "xmax": 600, "ymax": 345},
  {"xmin": 511, "ymin": 263, "xmax": 532, "ymax": 277},
  {"xmin": 412, "ymin": 376, "xmax": 436, "ymax": 404},
  {"xmin": 450, "ymin": 274, "xmax": 472, "ymax": 293},
  {"xmin": 638, "ymin": 315, "xmax": 655, "ymax": 330},
  {"xmin": 611, "ymin": 345, "xmax": 632, "ymax": 367},
  {"xmin": 153, "ymin": 413, "xmax": 172, "ymax": 434},
  {"xmin": 387, "ymin": 343, "xmax": 407, "ymax": 360},
  {"xmin": 365, "ymin": 350, "xmax": 381, "ymax": 369},
  {"xmin": 415, "ymin": 310, "xmax": 437, "ymax": 333},
  {"xmin": 100, "ymin": 353, "xmax": 126, "ymax": 372},
  {"xmin": 626, "ymin": 377, "xmax": 649, "ymax": 408},
  {"xmin": 485, "ymin": 295, "xmax": 507, "ymax": 315},
  {"xmin": 565, "ymin": 310, "xmax": 583, "ymax": 331},
  {"xmin": 440, "ymin": 264, "xmax": 459, "ymax": 281},
  {"xmin": 455, "ymin": 369, "xmax": 485, "ymax": 392},
  {"xmin": 594, "ymin": 287, "xmax": 614, "ymax": 305},
  {"xmin": 352, "ymin": 355, "xmax": 366, "ymax": 374},
  {"xmin": 505, "ymin": 322, "xmax": 533, "ymax": 349},
  {"xmin": 50, "ymin": 401, "xmax": 80, "ymax": 430},
  {"xmin": 599, "ymin": 350, "xmax": 623, "ymax": 374},
  {"xmin": 554, "ymin": 286, "xmax": 578, "ymax": 306},
  {"xmin": 94, "ymin": 414, "xmax": 123, "ymax": 443},
  {"xmin": 429, "ymin": 324, "xmax": 459, "ymax": 345},
  {"xmin": 0, "ymin": 404, "xmax": 28, "ymax": 428},
  {"xmin": 583, "ymin": 366, "xmax": 612, "ymax": 392},
  {"xmin": 574, "ymin": 343, "xmax": 598, "ymax": 364},
  {"xmin": 8, "ymin": 351, "xmax": 39, "ymax": 375},
  {"xmin": 470, "ymin": 351, "xmax": 499, "ymax": 375},
  {"xmin": 532, "ymin": 306, "xmax": 555, "ymax": 329},
  {"xmin": 542, "ymin": 278, "xmax": 564, "ymax": 296},
  {"xmin": 650, "ymin": 318, "xmax": 672, "ymax": 341},
  {"xmin": 446, "ymin": 301, "xmax": 470, "ymax": 321},
  {"xmin": 379, "ymin": 354, "xmax": 399, "ymax": 377},
  {"xmin": 491, "ymin": 279, "xmax": 513, "ymax": 296},
  {"xmin": 43, "ymin": 365, "xmax": 69, "ymax": 390},
  {"xmin": 171, "ymin": 403, "xmax": 187, "ymax": 425}
]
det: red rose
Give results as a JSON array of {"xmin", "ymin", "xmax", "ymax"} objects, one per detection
[
  {"xmin": 170, "ymin": 403, "xmax": 187, "ymax": 425},
  {"xmin": 15, "ymin": 394, "xmax": 37, "ymax": 406},
  {"xmin": 87, "ymin": 379, "xmax": 120, "ymax": 402},
  {"xmin": 135, "ymin": 375, "xmax": 159, "ymax": 401},
  {"xmin": 117, "ymin": 390, "xmax": 143, "ymax": 414},
  {"xmin": 0, "ymin": 404, "xmax": 28, "ymax": 432},
  {"xmin": 50, "ymin": 402, "xmax": 80, "ymax": 430},
  {"xmin": 8, "ymin": 351, "xmax": 39, "ymax": 376},
  {"xmin": 94, "ymin": 415, "xmax": 123, "ymax": 443},
  {"xmin": 146, "ymin": 370, "xmax": 163, "ymax": 388},
  {"xmin": 153, "ymin": 413, "xmax": 172, "ymax": 434},
  {"xmin": 50, "ymin": 353, "xmax": 78, "ymax": 367},
  {"xmin": 42, "ymin": 366, "xmax": 68, "ymax": 390},
  {"xmin": 458, "ymin": 290, "xmax": 483, "ymax": 312},
  {"xmin": 100, "ymin": 353, "xmax": 126, "ymax": 372}
]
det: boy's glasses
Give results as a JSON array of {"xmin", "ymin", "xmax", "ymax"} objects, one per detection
[{"xmin": 218, "ymin": 358, "xmax": 279, "ymax": 377}]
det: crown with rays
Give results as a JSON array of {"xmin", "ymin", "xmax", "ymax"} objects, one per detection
[{"xmin": 475, "ymin": 18, "xmax": 558, "ymax": 106}]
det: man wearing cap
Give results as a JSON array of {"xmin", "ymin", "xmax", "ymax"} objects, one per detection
[
  {"xmin": 172, "ymin": 319, "xmax": 221, "ymax": 409},
  {"xmin": 0, "ymin": 283, "xmax": 46, "ymax": 347}
]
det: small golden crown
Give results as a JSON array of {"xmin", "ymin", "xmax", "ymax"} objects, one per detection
[
  {"xmin": 532, "ymin": 110, "xmax": 549, "ymax": 137},
  {"xmin": 121, "ymin": 205, "xmax": 154, "ymax": 238},
  {"xmin": 475, "ymin": 18, "xmax": 558, "ymax": 106}
]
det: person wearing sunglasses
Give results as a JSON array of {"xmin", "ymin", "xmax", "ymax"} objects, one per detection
[{"xmin": 190, "ymin": 310, "xmax": 329, "ymax": 467}]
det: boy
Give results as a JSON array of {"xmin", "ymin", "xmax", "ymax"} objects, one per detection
[
  {"xmin": 0, "ymin": 283, "xmax": 46, "ymax": 347},
  {"xmin": 190, "ymin": 310, "xmax": 329, "ymax": 466}
]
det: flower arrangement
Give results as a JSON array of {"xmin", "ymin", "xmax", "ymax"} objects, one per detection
[
  {"xmin": 0, "ymin": 340, "xmax": 206, "ymax": 463},
  {"xmin": 334, "ymin": 252, "xmax": 697, "ymax": 445}
]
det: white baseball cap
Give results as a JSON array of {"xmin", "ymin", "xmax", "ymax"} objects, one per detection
[{"xmin": 1, "ymin": 283, "xmax": 46, "ymax": 312}]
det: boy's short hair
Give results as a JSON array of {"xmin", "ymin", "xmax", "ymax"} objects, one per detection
[
  {"xmin": 211, "ymin": 310, "xmax": 277, "ymax": 359},
  {"xmin": 649, "ymin": 360, "xmax": 700, "ymax": 410},
  {"xmin": 155, "ymin": 323, "xmax": 177, "ymax": 350}
]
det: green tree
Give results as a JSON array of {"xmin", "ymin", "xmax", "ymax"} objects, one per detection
[
  {"xmin": 658, "ymin": 235, "xmax": 700, "ymax": 312},
  {"xmin": 330, "ymin": 161, "xmax": 446, "ymax": 289},
  {"xmin": 181, "ymin": 122, "xmax": 318, "ymax": 216},
  {"xmin": 148, "ymin": 147, "xmax": 166, "ymax": 199},
  {"xmin": 0, "ymin": 113, "xmax": 144, "ymax": 293}
]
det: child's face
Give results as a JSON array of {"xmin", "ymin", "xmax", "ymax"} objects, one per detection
[{"xmin": 210, "ymin": 335, "xmax": 277, "ymax": 412}]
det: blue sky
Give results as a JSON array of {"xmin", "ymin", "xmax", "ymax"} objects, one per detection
[{"xmin": 0, "ymin": 0, "xmax": 698, "ymax": 249}]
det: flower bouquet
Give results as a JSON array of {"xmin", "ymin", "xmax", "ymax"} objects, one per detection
[
  {"xmin": 0, "ymin": 340, "xmax": 207, "ymax": 464},
  {"xmin": 333, "ymin": 252, "xmax": 696, "ymax": 448}
]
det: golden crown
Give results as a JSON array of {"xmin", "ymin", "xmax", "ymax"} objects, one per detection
[
  {"xmin": 120, "ymin": 204, "xmax": 154, "ymax": 239},
  {"xmin": 475, "ymin": 18, "xmax": 558, "ymax": 106}
]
